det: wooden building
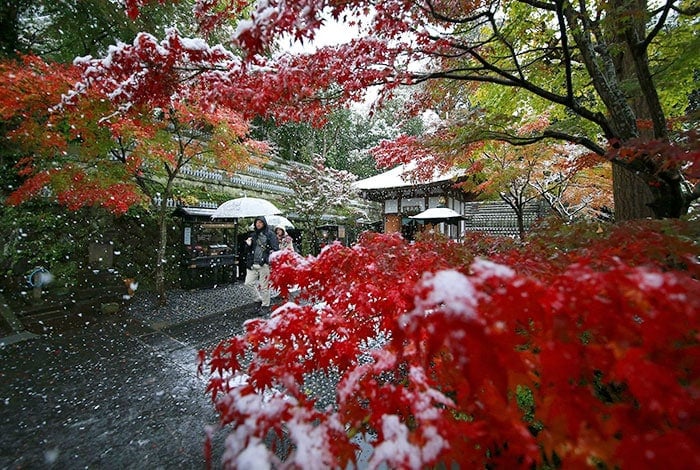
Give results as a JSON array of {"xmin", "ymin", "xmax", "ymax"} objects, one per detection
[{"xmin": 353, "ymin": 161, "xmax": 472, "ymax": 240}]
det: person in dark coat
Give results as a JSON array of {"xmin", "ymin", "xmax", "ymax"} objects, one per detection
[{"xmin": 244, "ymin": 216, "xmax": 279, "ymax": 310}]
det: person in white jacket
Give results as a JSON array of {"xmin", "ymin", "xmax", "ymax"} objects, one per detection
[{"xmin": 274, "ymin": 225, "xmax": 295, "ymax": 252}]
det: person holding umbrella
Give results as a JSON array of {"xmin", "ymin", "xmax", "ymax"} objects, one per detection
[
  {"xmin": 244, "ymin": 216, "xmax": 279, "ymax": 312},
  {"xmin": 275, "ymin": 225, "xmax": 295, "ymax": 252}
]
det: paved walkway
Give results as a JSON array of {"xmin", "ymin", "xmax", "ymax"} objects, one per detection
[{"xmin": 0, "ymin": 282, "xmax": 265, "ymax": 469}]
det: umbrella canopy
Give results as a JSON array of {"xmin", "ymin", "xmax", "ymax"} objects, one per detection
[
  {"xmin": 266, "ymin": 214, "xmax": 295, "ymax": 229},
  {"xmin": 211, "ymin": 197, "xmax": 281, "ymax": 219},
  {"xmin": 409, "ymin": 207, "xmax": 466, "ymax": 225}
]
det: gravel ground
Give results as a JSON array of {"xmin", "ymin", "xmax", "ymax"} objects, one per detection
[
  {"xmin": 0, "ymin": 282, "xmax": 274, "ymax": 469},
  {"xmin": 0, "ymin": 282, "xmax": 361, "ymax": 468},
  {"xmin": 125, "ymin": 282, "xmax": 262, "ymax": 328}
]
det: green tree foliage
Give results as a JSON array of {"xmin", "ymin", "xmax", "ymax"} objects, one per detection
[
  {"xmin": 0, "ymin": 0, "xmax": 195, "ymax": 61},
  {"xmin": 415, "ymin": 0, "xmax": 699, "ymax": 219},
  {"xmin": 0, "ymin": 0, "xmax": 31, "ymax": 58},
  {"xmin": 253, "ymin": 98, "xmax": 425, "ymax": 178}
]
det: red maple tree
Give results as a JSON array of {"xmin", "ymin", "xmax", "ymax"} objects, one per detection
[
  {"xmin": 5, "ymin": 3, "xmax": 696, "ymax": 467},
  {"xmin": 0, "ymin": 55, "xmax": 145, "ymax": 213},
  {"xmin": 118, "ymin": 0, "xmax": 699, "ymax": 220},
  {"xmin": 199, "ymin": 222, "xmax": 699, "ymax": 468},
  {"xmin": 1, "ymin": 52, "xmax": 267, "ymax": 302}
]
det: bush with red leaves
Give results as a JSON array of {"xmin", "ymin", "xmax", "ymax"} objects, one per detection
[{"xmin": 200, "ymin": 221, "xmax": 699, "ymax": 469}]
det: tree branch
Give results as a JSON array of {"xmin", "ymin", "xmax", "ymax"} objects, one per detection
[
  {"xmin": 472, "ymin": 128, "xmax": 607, "ymax": 155},
  {"xmin": 643, "ymin": 0, "xmax": 674, "ymax": 48},
  {"xmin": 411, "ymin": 64, "xmax": 614, "ymax": 137},
  {"xmin": 516, "ymin": 0, "xmax": 558, "ymax": 12}
]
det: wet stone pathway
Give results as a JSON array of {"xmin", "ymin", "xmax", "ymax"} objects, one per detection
[{"xmin": 0, "ymin": 283, "xmax": 264, "ymax": 469}]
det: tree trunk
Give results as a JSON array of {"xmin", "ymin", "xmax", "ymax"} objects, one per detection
[
  {"xmin": 612, "ymin": 163, "xmax": 656, "ymax": 221},
  {"xmin": 155, "ymin": 195, "xmax": 169, "ymax": 306},
  {"xmin": 155, "ymin": 215, "xmax": 168, "ymax": 306},
  {"xmin": 516, "ymin": 205, "xmax": 526, "ymax": 242},
  {"xmin": 297, "ymin": 220, "xmax": 314, "ymax": 256},
  {"xmin": 0, "ymin": 2, "xmax": 26, "ymax": 57},
  {"xmin": 605, "ymin": 0, "xmax": 684, "ymax": 221},
  {"xmin": 564, "ymin": 0, "xmax": 687, "ymax": 220}
]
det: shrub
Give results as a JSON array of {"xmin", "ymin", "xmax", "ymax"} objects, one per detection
[
  {"xmin": 0, "ymin": 202, "xmax": 181, "ymax": 307},
  {"xmin": 200, "ymin": 221, "xmax": 699, "ymax": 469}
]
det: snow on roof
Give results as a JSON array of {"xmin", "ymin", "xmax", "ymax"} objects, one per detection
[
  {"xmin": 353, "ymin": 161, "xmax": 466, "ymax": 191},
  {"xmin": 173, "ymin": 207, "xmax": 217, "ymax": 217}
]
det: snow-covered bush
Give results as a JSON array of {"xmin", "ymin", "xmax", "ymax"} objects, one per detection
[{"xmin": 200, "ymin": 221, "xmax": 699, "ymax": 469}]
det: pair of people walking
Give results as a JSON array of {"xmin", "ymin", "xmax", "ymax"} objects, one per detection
[{"xmin": 243, "ymin": 217, "xmax": 294, "ymax": 312}]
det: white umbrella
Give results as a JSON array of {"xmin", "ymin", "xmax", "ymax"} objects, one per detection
[
  {"xmin": 409, "ymin": 207, "xmax": 466, "ymax": 224},
  {"xmin": 265, "ymin": 214, "xmax": 295, "ymax": 229},
  {"xmin": 211, "ymin": 197, "xmax": 281, "ymax": 219}
]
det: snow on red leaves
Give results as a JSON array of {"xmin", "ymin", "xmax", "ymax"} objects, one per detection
[{"xmin": 201, "ymin": 223, "xmax": 700, "ymax": 468}]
